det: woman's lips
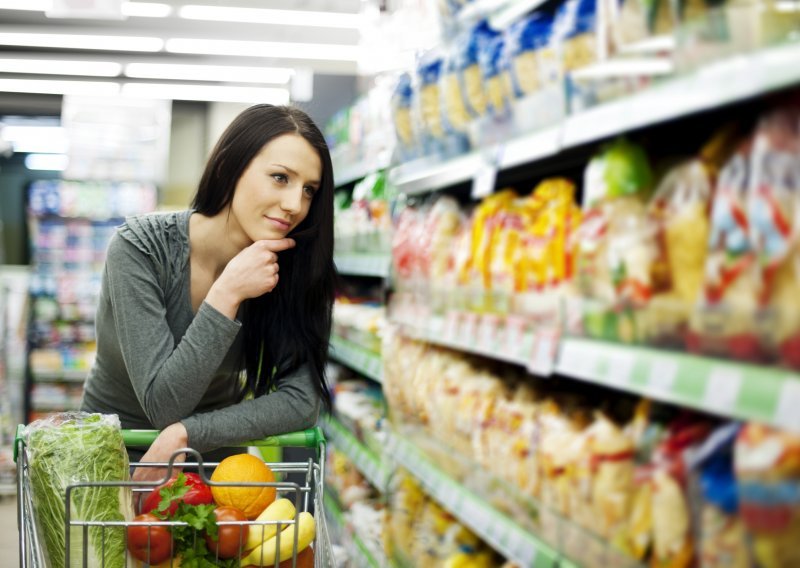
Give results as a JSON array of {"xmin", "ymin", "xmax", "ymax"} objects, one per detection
[{"xmin": 266, "ymin": 216, "xmax": 290, "ymax": 231}]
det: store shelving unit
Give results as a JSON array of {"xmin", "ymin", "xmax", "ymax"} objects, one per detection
[
  {"xmin": 324, "ymin": 492, "xmax": 386, "ymax": 568},
  {"xmin": 390, "ymin": 310, "xmax": 800, "ymax": 432},
  {"xmin": 24, "ymin": 179, "xmax": 156, "ymax": 422},
  {"xmin": 329, "ymin": 335, "xmax": 383, "ymax": 384},
  {"xmin": 334, "ymin": 253, "xmax": 392, "ymax": 279},
  {"xmin": 385, "ymin": 430, "xmax": 563, "ymax": 568},
  {"xmin": 388, "ymin": 42, "xmax": 800, "ymax": 196},
  {"xmin": 322, "ymin": 416, "xmax": 391, "ymax": 493}
]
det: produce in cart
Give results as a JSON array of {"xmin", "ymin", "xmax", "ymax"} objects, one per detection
[{"xmin": 22, "ymin": 412, "xmax": 134, "ymax": 568}]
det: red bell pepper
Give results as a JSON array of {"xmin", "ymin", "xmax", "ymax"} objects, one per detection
[{"xmin": 140, "ymin": 472, "xmax": 213, "ymax": 517}]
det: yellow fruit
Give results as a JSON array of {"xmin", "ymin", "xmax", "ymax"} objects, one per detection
[
  {"xmin": 210, "ymin": 454, "xmax": 277, "ymax": 519},
  {"xmin": 245, "ymin": 498, "xmax": 297, "ymax": 552},
  {"xmin": 242, "ymin": 512, "xmax": 315, "ymax": 567}
]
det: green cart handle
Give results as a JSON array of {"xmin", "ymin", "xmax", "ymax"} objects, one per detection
[
  {"xmin": 14, "ymin": 425, "xmax": 325, "ymax": 462},
  {"xmin": 121, "ymin": 427, "xmax": 326, "ymax": 448}
]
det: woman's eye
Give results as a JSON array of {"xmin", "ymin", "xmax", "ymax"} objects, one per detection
[
  {"xmin": 272, "ymin": 173, "xmax": 288, "ymax": 183},
  {"xmin": 303, "ymin": 186, "xmax": 317, "ymax": 198}
]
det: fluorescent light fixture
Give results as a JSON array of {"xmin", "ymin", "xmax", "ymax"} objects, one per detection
[
  {"xmin": 776, "ymin": 0, "xmax": 800, "ymax": 11},
  {"xmin": 0, "ymin": 0, "xmax": 49, "ymax": 10},
  {"xmin": 166, "ymin": 38, "xmax": 359, "ymax": 61},
  {"xmin": 125, "ymin": 62, "xmax": 293, "ymax": 84},
  {"xmin": 25, "ymin": 153, "xmax": 69, "ymax": 171},
  {"xmin": 0, "ymin": 77, "xmax": 120, "ymax": 96},
  {"xmin": 2, "ymin": 125, "xmax": 69, "ymax": 154},
  {"xmin": 0, "ymin": 58, "xmax": 122, "ymax": 76},
  {"xmin": 121, "ymin": 82, "xmax": 290, "ymax": 104},
  {"xmin": 0, "ymin": 1, "xmax": 171, "ymax": 17},
  {"xmin": 122, "ymin": 2, "xmax": 172, "ymax": 18},
  {"xmin": 179, "ymin": 5, "xmax": 361, "ymax": 29},
  {"xmin": 0, "ymin": 33, "xmax": 164, "ymax": 52}
]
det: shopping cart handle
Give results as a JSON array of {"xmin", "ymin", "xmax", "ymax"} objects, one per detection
[{"xmin": 122, "ymin": 427, "xmax": 326, "ymax": 448}]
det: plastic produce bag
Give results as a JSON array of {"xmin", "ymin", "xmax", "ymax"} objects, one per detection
[{"xmin": 23, "ymin": 412, "xmax": 134, "ymax": 568}]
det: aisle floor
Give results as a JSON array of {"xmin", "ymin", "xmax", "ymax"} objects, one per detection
[{"xmin": 1, "ymin": 495, "xmax": 18, "ymax": 568}]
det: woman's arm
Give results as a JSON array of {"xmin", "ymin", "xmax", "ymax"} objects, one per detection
[
  {"xmin": 105, "ymin": 234, "xmax": 242, "ymax": 428},
  {"xmin": 179, "ymin": 364, "xmax": 321, "ymax": 453}
]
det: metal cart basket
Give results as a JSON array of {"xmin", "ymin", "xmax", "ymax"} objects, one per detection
[{"xmin": 15, "ymin": 424, "xmax": 334, "ymax": 568}]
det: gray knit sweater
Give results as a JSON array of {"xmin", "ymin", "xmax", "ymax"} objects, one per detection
[{"xmin": 80, "ymin": 210, "xmax": 320, "ymax": 454}]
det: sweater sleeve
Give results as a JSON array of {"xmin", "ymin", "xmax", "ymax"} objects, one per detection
[
  {"xmin": 105, "ymin": 234, "xmax": 242, "ymax": 428},
  {"xmin": 180, "ymin": 364, "xmax": 321, "ymax": 453}
]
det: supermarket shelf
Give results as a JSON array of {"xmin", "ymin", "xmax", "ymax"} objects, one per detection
[
  {"xmin": 394, "ymin": 312, "xmax": 534, "ymax": 369},
  {"xmin": 387, "ymin": 42, "xmax": 800, "ymax": 195},
  {"xmin": 330, "ymin": 335, "xmax": 383, "ymax": 383},
  {"xmin": 335, "ymin": 154, "xmax": 390, "ymax": 188},
  {"xmin": 31, "ymin": 369, "xmax": 88, "ymax": 382},
  {"xmin": 334, "ymin": 253, "xmax": 392, "ymax": 278},
  {"xmin": 323, "ymin": 416, "xmax": 390, "ymax": 493},
  {"xmin": 393, "ymin": 312, "xmax": 800, "ymax": 432},
  {"xmin": 385, "ymin": 430, "xmax": 559, "ymax": 568},
  {"xmin": 557, "ymin": 337, "xmax": 800, "ymax": 433},
  {"xmin": 323, "ymin": 492, "xmax": 385, "ymax": 568}
]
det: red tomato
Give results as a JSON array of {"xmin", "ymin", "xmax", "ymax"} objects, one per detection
[
  {"xmin": 141, "ymin": 472, "xmax": 213, "ymax": 517},
  {"xmin": 127, "ymin": 513, "xmax": 173, "ymax": 564},
  {"xmin": 205, "ymin": 506, "xmax": 249, "ymax": 559}
]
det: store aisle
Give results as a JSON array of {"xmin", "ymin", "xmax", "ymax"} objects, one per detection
[{"xmin": 0, "ymin": 495, "xmax": 18, "ymax": 567}]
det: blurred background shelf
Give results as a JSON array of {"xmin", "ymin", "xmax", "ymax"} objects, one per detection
[
  {"xmin": 557, "ymin": 337, "xmax": 800, "ymax": 432},
  {"xmin": 329, "ymin": 335, "xmax": 383, "ymax": 384},
  {"xmin": 322, "ymin": 415, "xmax": 390, "ymax": 494},
  {"xmin": 385, "ymin": 429, "xmax": 561, "ymax": 568},
  {"xmin": 388, "ymin": 42, "xmax": 800, "ymax": 196},
  {"xmin": 334, "ymin": 254, "xmax": 392, "ymax": 279}
]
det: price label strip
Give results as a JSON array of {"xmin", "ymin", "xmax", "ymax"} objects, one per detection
[
  {"xmin": 703, "ymin": 366, "xmax": 743, "ymax": 415},
  {"xmin": 648, "ymin": 358, "xmax": 678, "ymax": 398}
]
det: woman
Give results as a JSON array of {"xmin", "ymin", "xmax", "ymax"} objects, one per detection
[{"xmin": 80, "ymin": 105, "xmax": 336, "ymax": 481}]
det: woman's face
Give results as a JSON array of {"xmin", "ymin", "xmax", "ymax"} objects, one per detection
[{"xmin": 230, "ymin": 132, "xmax": 322, "ymax": 243}]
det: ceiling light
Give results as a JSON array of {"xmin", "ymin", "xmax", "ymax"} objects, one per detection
[
  {"xmin": 121, "ymin": 82, "xmax": 290, "ymax": 104},
  {"xmin": 124, "ymin": 62, "xmax": 293, "ymax": 84},
  {"xmin": 0, "ymin": 1, "xmax": 172, "ymax": 17},
  {"xmin": 166, "ymin": 38, "xmax": 359, "ymax": 61},
  {"xmin": 0, "ymin": 58, "xmax": 121, "ymax": 76},
  {"xmin": 122, "ymin": 2, "xmax": 172, "ymax": 18},
  {"xmin": 179, "ymin": 5, "xmax": 362, "ymax": 29},
  {"xmin": 0, "ymin": 77, "xmax": 120, "ymax": 97},
  {"xmin": 25, "ymin": 153, "xmax": 69, "ymax": 171},
  {"xmin": 0, "ymin": 0, "xmax": 49, "ymax": 10},
  {"xmin": 0, "ymin": 32, "xmax": 164, "ymax": 52},
  {"xmin": 2, "ymin": 125, "xmax": 69, "ymax": 154}
]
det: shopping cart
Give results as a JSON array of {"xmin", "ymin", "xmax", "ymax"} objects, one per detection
[{"xmin": 15, "ymin": 423, "xmax": 335, "ymax": 568}]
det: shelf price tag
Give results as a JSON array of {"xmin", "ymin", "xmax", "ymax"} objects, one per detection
[
  {"xmin": 561, "ymin": 341, "xmax": 599, "ymax": 379},
  {"xmin": 606, "ymin": 349, "xmax": 635, "ymax": 387},
  {"xmin": 648, "ymin": 358, "xmax": 678, "ymax": 396},
  {"xmin": 703, "ymin": 367, "xmax": 743, "ymax": 414},
  {"xmin": 504, "ymin": 315, "xmax": 527, "ymax": 361},
  {"xmin": 471, "ymin": 145, "xmax": 504, "ymax": 199},
  {"xmin": 775, "ymin": 377, "xmax": 800, "ymax": 433},
  {"xmin": 478, "ymin": 314, "xmax": 500, "ymax": 352},
  {"xmin": 461, "ymin": 312, "xmax": 479, "ymax": 348},
  {"xmin": 444, "ymin": 311, "xmax": 461, "ymax": 344},
  {"xmin": 528, "ymin": 329, "xmax": 559, "ymax": 376}
]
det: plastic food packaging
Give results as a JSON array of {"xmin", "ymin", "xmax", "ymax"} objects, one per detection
[{"xmin": 735, "ymin": 423, "xmax": 800, "ymax": 568}]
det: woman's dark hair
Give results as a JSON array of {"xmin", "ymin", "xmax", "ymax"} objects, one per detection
[{"xmin": 192, "ymin": 104, "xmax": 335, "ymax": 411}]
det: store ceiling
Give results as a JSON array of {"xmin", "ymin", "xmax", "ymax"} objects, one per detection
[{"xmin": 0, "ymin": 0, "xmax": 366, "ymax": 105}]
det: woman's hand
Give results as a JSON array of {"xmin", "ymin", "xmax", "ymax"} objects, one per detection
[
  {"xmin": 132, "ymin": 422, "xmax": 189, "ymax": 483},
  {"xmin": 207, "ymin": 238, "xmax": 295, "ymax": 319}
]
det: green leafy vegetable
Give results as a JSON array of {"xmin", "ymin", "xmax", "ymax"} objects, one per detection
[
  {"xmin": 24, "ymin": 412, "xmax": 133, "ymax": 568},
  {"xmin": 160, "ymin": 475, "xmax": 237, "ymax": 568}
]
